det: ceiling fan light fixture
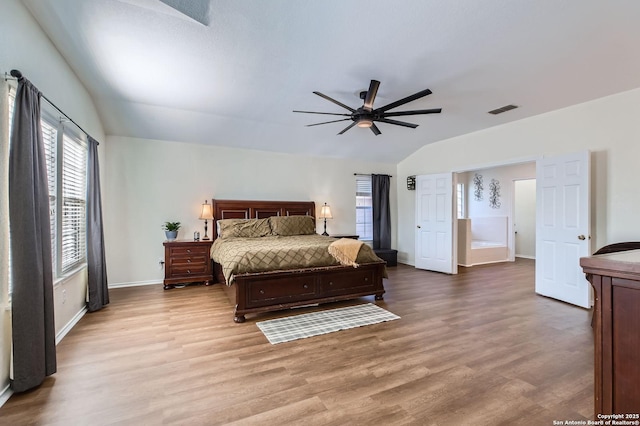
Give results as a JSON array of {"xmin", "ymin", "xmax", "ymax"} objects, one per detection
[
  {"xmin": 357, "ymin": 118, "xmax": 373, "ymax": 128},
  {"xmin": 295, "ymin": 80, "xmax": 442, "ymax": 135}
]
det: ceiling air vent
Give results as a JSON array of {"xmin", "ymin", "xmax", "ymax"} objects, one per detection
[{"xmin": 488, "ymin": 104, "xmax": 518, "ymax": 115}]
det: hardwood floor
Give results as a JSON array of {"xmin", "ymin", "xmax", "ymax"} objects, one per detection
[{"xmin": 0, "ymin": 259, "xmax": 593, "ymax": 425}]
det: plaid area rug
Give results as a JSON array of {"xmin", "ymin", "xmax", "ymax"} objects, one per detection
[{"xmin": 256, "ymin": 303, "xmax": 400, "ymax": 344}]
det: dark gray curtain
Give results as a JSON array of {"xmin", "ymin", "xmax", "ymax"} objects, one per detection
[
  {"xmin": 8, "ymin": 77, "xmax": 57, "ymax": 392},
  {"xmin": 86, "ymin": 136, "xmax": 109, "ymax": 312},
  {"xmin": 372, "ymin": 174, "xmax": 391, "ymax": 249}
]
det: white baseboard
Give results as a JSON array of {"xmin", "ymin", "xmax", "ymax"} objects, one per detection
[
  {"xmin": 515, "ymin": 254, "xmax": 536, "ymax": 260},
  {"xmin": 56, "ymin": 306, "xmax": 87, "ymax": 345},
  {"xmin": 0, "ymin": 384, "xmax": 12, "ymax": 408},
  {"xmin": 459, "ymin": 259, "xmax": 510, "ymax": 267},
  {"xmin": 108, "ymin": 280, "xmax": 162, "ymax": 289}
]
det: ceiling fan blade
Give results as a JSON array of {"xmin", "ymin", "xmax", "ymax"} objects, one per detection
[
  {"xmin": 306, "ymin": 118, "xmax": 352, "ymax": 127},
  {"xmin": 293, "ymin": 110, "xmax": 352, "ymax": 117},
  {"xmin": 374, "ymin": 88, "xmax": 433, "ymax": 113},
  {"xmin": 370, "ymin": 123, "xmax": 382, "ymax": 135},
  {"xmin": 338, "ymin": 122, "xmax": 357, "ymax": 135},
  {"xmin": 313, "ymin": 91, "xmax": 356, "ymax": 112},
  {"xmin": 363, "ymin": 80, "xmax": 380, "ymax": 110},
  {"xmin": 375, "ymin": 117, "xmax": 419, "ymax": 128},
  {"xmin": 380, "ymin": 108, "xmax": 442, "ymax": 117}
]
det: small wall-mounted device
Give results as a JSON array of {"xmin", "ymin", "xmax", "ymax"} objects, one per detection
[{"xmin": 407, "ymin": 175, "xmax": 416, "ymax": 190}]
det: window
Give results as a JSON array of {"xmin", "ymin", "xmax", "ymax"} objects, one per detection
[
  {"xmin": 7, "ymin": 92, "xmax": 87, "ymax": 280},
  {"xmin": 356, "ymin": 175, "xmax": 373, "ymax": 241},
  {"xmin": 456, "ymin": 183, "xmax": 465, "ymax": 219},
  {"xmin": 46, "ymin": 117, "xmax": 87, "ymax": 275}
]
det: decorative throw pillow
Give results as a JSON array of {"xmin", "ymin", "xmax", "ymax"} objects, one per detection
[
  {"xmin": 217, "ymin": 218, "xmax": 272, "ymax": 239},
  {"xmin": 269, "ymin": 215, "xmax": 316, "ymax": 236}
]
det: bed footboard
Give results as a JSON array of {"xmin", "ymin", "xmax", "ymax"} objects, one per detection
[{"xmin": 226, "ymin": 261, "xmax": 386, "ymax": 323}]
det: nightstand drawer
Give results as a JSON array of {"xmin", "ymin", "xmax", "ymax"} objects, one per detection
[
  {"xmin": 169, "ymin": 263, "xmax": 209, "ymax": 277},
  {"xmin": 169, "ymin": 254, "xmax": 208, "ymax": 267},
  {"xmin": 169, "ymin": 246, "xmax": 209, "ymax": 257}
]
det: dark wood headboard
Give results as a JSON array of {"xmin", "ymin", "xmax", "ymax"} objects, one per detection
[{"xmin": 211, "ymin": 199, "xmax": 315, "ymax": 240}]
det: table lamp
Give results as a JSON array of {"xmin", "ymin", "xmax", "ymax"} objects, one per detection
[
  {"xmin": 318, "ymin": 202, "xmax": 333, "ymax": 236},
  {"xmin": 199, "ymin": 200, "xmax": 214, "ymax": 240}
]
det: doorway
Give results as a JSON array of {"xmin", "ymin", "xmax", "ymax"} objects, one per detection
[
  {"xmin": 513, "ymin": 179, "xmax": 536, "ymax": 259},
  {"xmin": 453, "ymin": 162, "xmax": 536, "ymax": 267}
]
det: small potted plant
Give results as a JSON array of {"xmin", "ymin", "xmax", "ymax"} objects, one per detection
[{"xmin": 163, "ymin": 221, "xmax": 181, "ymax": 241}]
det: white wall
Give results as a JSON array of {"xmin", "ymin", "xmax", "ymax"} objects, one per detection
[
  {"xmin": 0, "ymin": 0, "xmax": 105, "ymax": 400},
  {"xmin": 397, "ymin": 87, "xmax": 640, "ymax": 265},
  {"xmin": 103, "ymin": 136, "xmax": 397, "ymax": 286},
  {"xmin": 459, "ymin": 163, "xmax": 536, "ymax": 219}
]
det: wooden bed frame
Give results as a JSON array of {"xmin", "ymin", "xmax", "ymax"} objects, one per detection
[{"xmin": 211, "ymin": 199, "xmax": 387, "ymax": 323}]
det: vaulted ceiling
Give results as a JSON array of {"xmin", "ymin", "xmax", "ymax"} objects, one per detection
[{"xmin": 22, "ymin": 0, "xmax": 640, "ymax": 162}]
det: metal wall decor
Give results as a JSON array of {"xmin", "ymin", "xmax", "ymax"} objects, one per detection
[
  {"xmin": 473, "ymin": 173, "xmax": 484, "ymax": 201},
  {"xmin": 489, "ymin": 178, "xmax": 501, "ymax": 209},
  {"xmin": 407, "ymin": 175, "xmax": 416, "ymax": 190}
]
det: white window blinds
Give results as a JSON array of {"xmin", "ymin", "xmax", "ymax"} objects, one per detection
[
  {"xmin": 60, "ymin": 132, "xmax": 87, "ymax": 272},
  {"xmin": 8, "ymin": 86, "xmax": 15, "ymax": 133},
  {"xmin": 41, "ymin": 118, "xmax": 58, "ymax": 272},
  {"xmin": 6, "ymin": 86, "xmax": 15, "ymax": 296},
  {"xmin": 355, "ymin": 175, "xmax": 373, "ymax": 241},
  {"xmin": 456, "ymin": 183, "xmax": 465, "ymax": 219}
]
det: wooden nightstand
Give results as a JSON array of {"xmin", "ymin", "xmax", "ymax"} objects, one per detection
[
  {"xmin": 163, "ymin": 239, "xmax": 214, "ymax": 290},
  {"xmin": 330, "ymin": 234, "xmax": 359, "ymax": 240}
]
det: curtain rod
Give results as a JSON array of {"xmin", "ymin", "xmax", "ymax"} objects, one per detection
[
  {"xmin": 7, "ymin": 69, "xmax": 94, "ymax": 142},
  {"xmin": 354, "ymin": 173, "xmax": 393, "ymax": 177}
]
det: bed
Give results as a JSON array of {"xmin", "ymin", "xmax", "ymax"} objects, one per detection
[{"xmin": 210, "ymin": 199, "xmax": 387, "ymax": 323}]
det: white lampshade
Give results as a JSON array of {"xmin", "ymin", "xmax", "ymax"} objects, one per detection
[
  {"xmin": 319, "ymin": 203, "xmax": 333, "ymax": 219},
  {"xmin": 199, "ymin": 200, "xmax": 214, "ymax": 220}
]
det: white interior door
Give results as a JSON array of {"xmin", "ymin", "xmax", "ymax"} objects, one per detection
[
  {"xmin": 535, "ymin": 151, "xmax": 591, "ymax": 308},
  {"xmin": 415, "ymin": 173, "xmax": 456, "ymax": 274}
]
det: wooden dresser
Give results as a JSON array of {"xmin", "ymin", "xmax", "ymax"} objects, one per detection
[
  {"xmin": 580, "ymin": 250, "xmax": 640, "ymax": 415},
  {"xmin": 163, "ymin": 240, "xmax": 214, "ymax": 289}
]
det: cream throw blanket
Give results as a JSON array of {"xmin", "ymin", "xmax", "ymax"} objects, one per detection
[{"xmin": 328, "ymin": 238, "xmax": 364, "ymax": 267}]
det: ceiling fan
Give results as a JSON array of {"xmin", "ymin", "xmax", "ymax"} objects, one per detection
[{"xmin": 293, "ymin": 79, "xmax": 442, "ymax": 135}]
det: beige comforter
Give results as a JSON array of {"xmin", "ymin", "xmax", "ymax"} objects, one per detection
[{"xmin": 210, "ymin": 234, "xmax": 384, "ymax": 284}]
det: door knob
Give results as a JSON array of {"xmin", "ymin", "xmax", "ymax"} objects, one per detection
[
  {"xmin": 578, "ymin": 235, "xmax": 586, "ymax": 240},
  {"xmin": 417, "ymin": 225, "xmax": 421, "ymax": 229}
]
